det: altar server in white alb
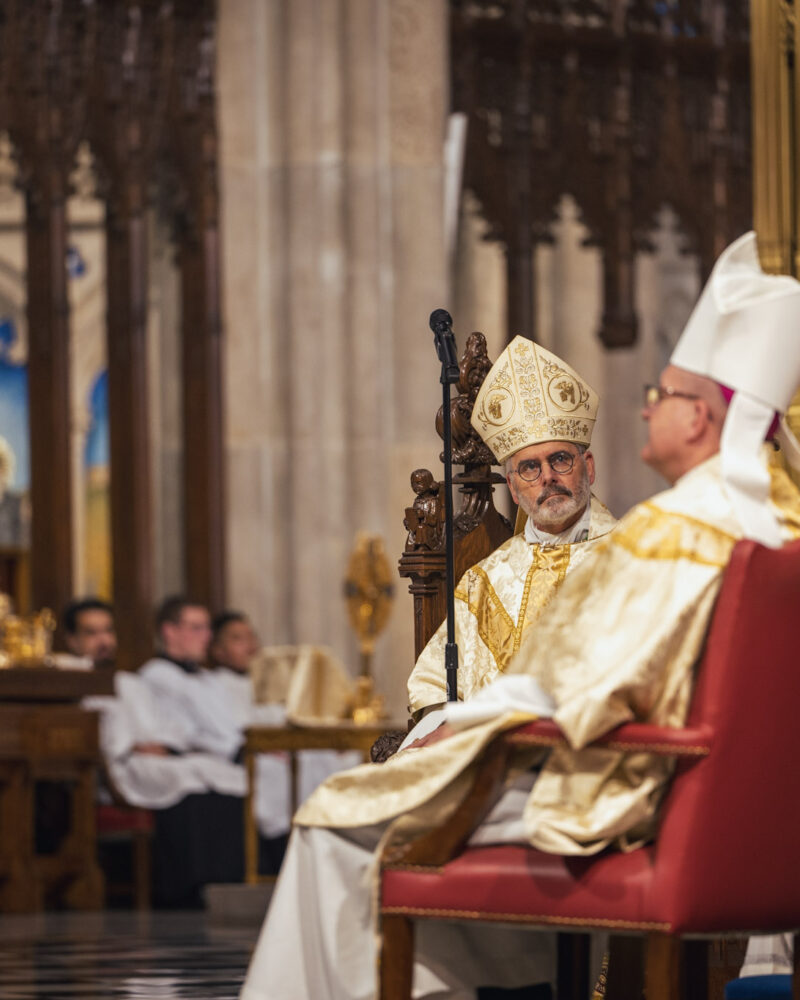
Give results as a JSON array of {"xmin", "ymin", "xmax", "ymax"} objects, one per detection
[
  {"xmin": 88, "ymin": 597, "xmax": 247, "ymax": 815},
  {"xmin": 240, "ymin": 231, "xmax": 800, "ymax": 1000},
  {"xmin": 89, "ymin": 596, "xmax": 247, "ymax": 906},
  {"xmin": 205, "ymin": 612, "xmax": 360, "ymax": 871}
]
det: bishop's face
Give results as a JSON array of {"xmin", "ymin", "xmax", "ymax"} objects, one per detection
[
  {"xmin": 506, "ymin": 440, "xmax": 595, "ymax": 534},
  {"xmin": 641, "ymin": 365, "xmax": 701, "ymax": 483}
]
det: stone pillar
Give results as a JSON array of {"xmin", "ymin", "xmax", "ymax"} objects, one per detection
[
  {"xmin": 218, "ymin": 0, "xmax": 448, "ymax": 714},
  {"xmin": 282, "ymin": 0, "xmax": 350, "ymax": 653},
  {"xmin": 384, "ymin": 0, "xmax": 449, "ymax": 710},
  {"xmin": 217, "ymin": 0, "xmax": 292, "ymax": 644},
  {"xmin": 148, "ymin": 211, "xmax": 184, "ymax": 603}
]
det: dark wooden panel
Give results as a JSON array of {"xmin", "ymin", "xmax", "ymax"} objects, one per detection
[
  {"xmin": 451, "ymin": 0, "xmax": 752, "ymax": 347},
  {"xmin": 87, "ymin": 5, "xmax": 171, "ymax": 671},
  {"xmin": 2, "ymin": 2, "xmax": 96, "ymax": 631},
  {"xmin": 24, "ymin": 197, "xmax": 74, "ymax": 625},
  {"xmin": 168, "ymin": 0, "xmax": 226, "ymax": 611},
  {"xmin": 0, "ymin": 667, "xmax": 113, "ymax": 702},
  {"xmin": 399, "ymin": 333, "xmax": 512, "ymax": 660}
]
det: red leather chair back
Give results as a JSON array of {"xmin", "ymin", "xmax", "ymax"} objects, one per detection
[{"xmin": 652, "ymin": 538, "xmax": 800, "ymax": 932}]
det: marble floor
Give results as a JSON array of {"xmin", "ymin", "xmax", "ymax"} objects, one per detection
[{"xmin": 0, "ymin": 910, "xmax": 259, "ymax": 999}]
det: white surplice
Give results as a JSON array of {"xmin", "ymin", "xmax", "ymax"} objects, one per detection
[
  {"xmin": 93, "ymin": 660, "xmax": 359, "ymax": 835},
  {"xmin": 85, "ymin": 669, "xmax": 245, "ymax": 809}
]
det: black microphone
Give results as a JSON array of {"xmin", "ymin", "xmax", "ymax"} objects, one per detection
[
  {"xmin": 429, "ymin": 308, "xmax": 452, "ymax": 333},
  {"xmin": 429, "ymin": 308, "xmax": 460, "ymax": 383}
]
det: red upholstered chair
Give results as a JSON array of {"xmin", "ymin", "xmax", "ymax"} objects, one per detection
[{"xmin": 378, "ymin": 538, "xmax": 800, "ymax": 1000}]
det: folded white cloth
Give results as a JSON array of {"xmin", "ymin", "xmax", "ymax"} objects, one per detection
[
  {"xmin": 398, "ymin": 675, "xmax": 556, "ymax": 753},
  {"xmin": 444, "ymin": 674, "xmax": 555, "ymax": 730}
]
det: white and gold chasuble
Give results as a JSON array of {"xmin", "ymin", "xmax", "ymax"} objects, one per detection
[
  {"xmin": 296, "ymin": 452, "xmax": 800, "ymax": 858},
  {"xmin": 407, "ymin": 495, "xmax": 617, "ymax": 715}
]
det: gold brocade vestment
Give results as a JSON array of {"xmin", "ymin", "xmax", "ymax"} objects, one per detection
[
  {"xmin": 297, "ymin": 452, "xmax": 800, "ymax": 857},
  {"xmin": 407, "ymin": 495, "xmax": 618, "ymax": 715}
]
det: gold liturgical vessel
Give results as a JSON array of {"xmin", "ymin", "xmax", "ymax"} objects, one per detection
[
  {"xmin": 0, "ymin": 593, "xmax": 56, "ymax": 668},
  {"xmin": 344, "ymin": 533, "xmax": 394, "ymax": 724}
]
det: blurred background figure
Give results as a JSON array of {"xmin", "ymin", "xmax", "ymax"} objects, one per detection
[
  {"xmin": 208, "ymin": 610, "xmax": 290, "ymax": 873},
  {"xmin": 63, "ymin": 597, "xmax": 117, "ymax": 669},
  {"xmin": 210, "ymin": 611, "xmax": 259, "ymax": 675}
]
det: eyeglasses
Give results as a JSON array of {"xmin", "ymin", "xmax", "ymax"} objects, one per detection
[
  {"xmin": 510, "ymin": 450, "xmax": 577, "ymax": 483},
  {"xmin": 643, "ymin": 384, "xmax": 700, "ymax": 409}
]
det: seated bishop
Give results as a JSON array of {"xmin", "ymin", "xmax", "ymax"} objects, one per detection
[
  {"xmin": 240, "ymin": 232, "xmax": 800, "ymax": 1000},
  {"xmin": 407, "ymin": 337, "xmax": 617, "ymax": 727}
]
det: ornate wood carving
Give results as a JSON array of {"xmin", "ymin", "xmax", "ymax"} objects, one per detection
[
  {"xmin": 0, "ymin": 1, "xmax": 224, "ymax": 656},
  {"xmin": 1, "ymin": 1, "xmax": 96, "ymax": 623},
  {"xmin": 399, "ymin": 332, "xmax": 512, "ymax": 661},
  {"xmin": 87, "ymin": 1, "xmax": 171, "ymax": 671},
  {"xmin": 451, "ymin": 0, "xmax": 752, "ymax": 347},
  {"xmin": 163, "ymin": 0, "xmax": 226, "ymax": 612}
]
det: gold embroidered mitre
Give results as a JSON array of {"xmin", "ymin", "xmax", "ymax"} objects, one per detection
[{"xmin": 470, "ymin": 336, "xmax": 599, "ymax": 464}]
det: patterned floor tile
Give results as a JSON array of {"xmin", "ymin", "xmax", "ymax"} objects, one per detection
[{"xmin": 0, "ymin": 911, "xmax": 258, "ymax": 999}]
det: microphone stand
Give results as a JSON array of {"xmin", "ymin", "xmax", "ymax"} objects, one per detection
[{"xmin": 429, "ymin": 309, "xmax": 461, "ymax": 702}]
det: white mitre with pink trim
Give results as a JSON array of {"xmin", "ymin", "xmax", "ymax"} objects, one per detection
[{"xmin": 671, "ymin": 231, "xmax": 800, "ymax": 546}]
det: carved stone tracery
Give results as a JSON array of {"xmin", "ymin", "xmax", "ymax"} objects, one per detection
[
  {"xmin": 451, "ymin": 0, "xmax": 753, "ymax": 347},
  {"xmin": 0, "ymin": 0, "xmax": 224, "ymax": 651},
  {"xmin": 0, "ymin": 0, "xmax": 98, "ymax": 629}
]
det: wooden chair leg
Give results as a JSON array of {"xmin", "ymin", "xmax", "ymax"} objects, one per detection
[
  {"xmin": 681, "ymin": 940, "xmax": 708, "ymax": 1000},
  {"xmin": 605, "ymin": 935, "xmax": 645, "ymax": 1000},
  {"xmin": 379, "ymin": 914, "xmax": 414, "ymax": 1000},
  {"xmin": 645, "ymin": 933, "xmax": 681, "ymax": 1000},
  {"xmin": 556, "ymin": 932, "xmax": 590, "ymax": 1000},
  {"xmin": 132, "ymin": 831, "xmax": 151, "ymax": 910}
]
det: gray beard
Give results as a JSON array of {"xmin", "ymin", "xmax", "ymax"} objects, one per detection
[{"xmin": 521, "ymin": 475, "xmax": 592, "ymax": 534}]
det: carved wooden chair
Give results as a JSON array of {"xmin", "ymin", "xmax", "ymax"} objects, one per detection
[
  {"xmin": 378, "ymin": 538, "xmax": 800, "ymax": 1000},
  {"xmin": 372, "ymin": 331, "xmax": 513, "ymax": 765},
  {"xmin": 398, "ymin": 331, "xmax": 513, "ymax": 668}
]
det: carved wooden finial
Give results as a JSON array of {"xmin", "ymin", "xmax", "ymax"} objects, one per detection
[
  {"xmin": 403, "ymin": 470, "xmax": 445, "ymax": 553},
  {"xmin": 436, "ymin": 331, "xmax": 502, "ymax": 474}
]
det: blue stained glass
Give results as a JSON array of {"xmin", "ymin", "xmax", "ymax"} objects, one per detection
[{"xmin": 85, "ymin": 369, "xmax": 109, "ymax": 469}]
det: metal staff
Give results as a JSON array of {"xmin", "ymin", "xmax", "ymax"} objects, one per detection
[{"xmin": 429, "ymin": 308, "xmax": 460, "ymax": 702}]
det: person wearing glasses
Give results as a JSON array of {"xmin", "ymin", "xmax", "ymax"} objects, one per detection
[
  {"xmin": 240, "ymin": 232, "xmax": 800, "ymax": 1000},
  {"xmin": 407, "ymin": 336, "xmax": 617, "ymax": 722}
]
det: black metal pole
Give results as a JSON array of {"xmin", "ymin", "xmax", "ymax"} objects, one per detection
[{"xmin": 429, "ymin": 309, "xmax": 460, "ymax": 701}]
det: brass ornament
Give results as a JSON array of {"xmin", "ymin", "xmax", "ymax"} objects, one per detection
[
  {"xmin": 751, "ymin": 0, "xmax": 798, "ymax": 275},
  {"xmin": 0, "ymin": 601, "xmax": 56, "ymax": 667}
]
